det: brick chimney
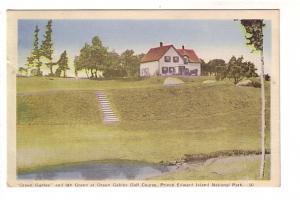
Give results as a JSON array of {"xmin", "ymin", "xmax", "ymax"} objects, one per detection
[
  {"xmin": 160, "ymin": 42, "xmax": 163, "ymax": 47},
  {"xmin": 182, "ymin": 45, "xmax": 185, "ymax": 49}
]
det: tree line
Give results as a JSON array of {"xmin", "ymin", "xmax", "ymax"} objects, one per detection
[
  {"xmin": 74, "ymin": 36, "xmax": 144, "ymax": 79},
  {"xmin": 20, "ymin": 20, "xmax": 144, "ymax": 79},
  {"xmin": 201, "ymin": 56, "xmax": 259, "ymax": 84}
]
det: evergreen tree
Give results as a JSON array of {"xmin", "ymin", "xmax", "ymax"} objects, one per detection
[
  {"xmin": 40, "ymin": 20, "xmax": 54, "ymax": 75},
  {"xmin": 54, "ymin": 50, "xmax": 69, "ymax": 77},
  {"xmin": 26, "ymin": 25, "xmax": 42, "ymax": 76}
]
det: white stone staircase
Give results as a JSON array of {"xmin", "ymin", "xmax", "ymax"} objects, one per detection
[{"xmin": 96, "ymin": 91, "xmax": 119, "ymax": 123}]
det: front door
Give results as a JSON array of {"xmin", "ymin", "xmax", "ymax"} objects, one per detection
[{"xmin": 178, "ymin": 66, "xmax": 185, "ymax": 75}]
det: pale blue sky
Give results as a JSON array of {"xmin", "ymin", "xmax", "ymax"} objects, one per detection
[{"xmin": 18, "ymin": 19, "xmax": 272, "ymax": 74}]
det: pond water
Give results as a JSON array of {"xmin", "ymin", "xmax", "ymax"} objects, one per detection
[{"xmin": 18, "ymin": 160, "xmax": 176, "ymax": 180}]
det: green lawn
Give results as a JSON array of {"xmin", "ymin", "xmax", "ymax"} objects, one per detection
[
  {"xmin": 17, "ymin": 76, "xmax": 166, "ymax": 92},
  {"xmin": 16, "ymin": 76, "xmax": 270, "ymax": 179}
]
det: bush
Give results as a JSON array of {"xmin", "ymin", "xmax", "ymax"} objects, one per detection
[
  {"xmin": 251, "ymin": 80, "xmax": 261, "ymax": 88},
  {"xmin": 264, "ymin": 74, "xmax": 271, "ymax": 81}
]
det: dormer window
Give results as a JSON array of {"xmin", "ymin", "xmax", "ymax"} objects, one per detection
[
  {"xmin": 184, "ymin": 56, "xmax": 189, "ymax": 64},
  {"xmin": 164, "ymin": 56, "xmax": 171, "ymax": 62}
]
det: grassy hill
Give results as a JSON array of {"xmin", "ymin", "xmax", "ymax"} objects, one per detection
[{"xmin": 16, "ymin": 76, "xmax": 270, "ymax": 179}]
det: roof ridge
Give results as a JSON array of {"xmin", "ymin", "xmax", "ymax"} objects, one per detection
[
  {"xmin": 177, "ymin": 48, "xmax": 195, "ymax": 51},
  {"xmin": 150, "ymin": 44, "xmax": 173, "ymax": 49},
  {"xmin": 141, "ymin": 44, "xmax": 201, "ymax": 63}
]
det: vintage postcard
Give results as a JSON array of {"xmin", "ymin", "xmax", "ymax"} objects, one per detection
[{"xmin": 7, "ymin": 10, "xmax": 280, "ymax": 187}]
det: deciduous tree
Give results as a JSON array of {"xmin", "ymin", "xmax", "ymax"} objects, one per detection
[
  {"xmin": 103, "ymin": 51, "xmax": 126, "ymax": 78},
  {"xmin": 240, "ymin": 19, "xmax": 266, "ymax": 179},
  {"xmin": 74, "ymin": 36, "xmax": 107, "ymax": 78},
  {"xmin": 225, "ymin": 55, "xmax": 258, "ymax": 84},
  {"xmin": 120, "ymin": 49, "xmax": 140, "ymax": 77}
]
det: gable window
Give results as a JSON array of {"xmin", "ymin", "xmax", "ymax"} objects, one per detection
[
  {"xmin": 173, "ymin": 56, "xmax": 179, "ymax": 63},
  {"xmin": 184, "ymin": 56, "xmax": 189, "ymax": 64},
  {"xmin": 164, "ymin": 56, "xmax": 171, "ymax": 62}
]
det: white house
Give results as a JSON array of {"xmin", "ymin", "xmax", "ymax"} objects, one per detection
[{"xmin": 140, "ymin": 42, "xmax": 201, "ymax": 77}]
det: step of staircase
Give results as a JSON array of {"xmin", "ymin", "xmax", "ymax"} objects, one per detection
[{"xmin": 96, "ymin": 91, "xmax": 120, "ymax": 123}]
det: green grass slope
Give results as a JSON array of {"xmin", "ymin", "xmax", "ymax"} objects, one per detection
[
  {"xmin": 16, "ymin": 77, "xmax": 270, "ymax": 175},
  {"xmin": 18, "ymin": 91, "xmax": 102, "ymax": 125},
  {"xmin": 17, "ymin": 77, "xmax": 166, "ymax": 92}
]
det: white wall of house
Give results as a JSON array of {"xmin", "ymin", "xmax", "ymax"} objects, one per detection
[
  {"xmin": 140, "ymin": 46, "xmax": 202, "ymax": 76},
  {"xmin": 140, "ymin": 61, "xmax": 159, "ymax": 76},
  {"xmin": 158, "ymin": 47, "xmax": 185, "ymax": 74},
  {"xmin": 186, "ymin": 63, "xmax": 201, "ymax": 76}
]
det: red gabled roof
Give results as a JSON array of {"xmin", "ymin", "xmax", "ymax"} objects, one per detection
[
  {"xmin": 141, "ymin": 45, "xmax": 173, "ymax": 63},
  {"xmin": 141, "ymin": 44, "xmax": 201, "ymax": 63},
  {"xmin": 176, "ymin": 49, "xmax": 201, "ymax": 63}
]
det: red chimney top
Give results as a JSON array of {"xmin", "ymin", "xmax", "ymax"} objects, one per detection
[
  {"xmin": 182, "ymin": 45, "xmax": 185, "ymax": 49},
  {"xmin": 160, "ymin": 42, "xmax": 163, "ymax": 47}
]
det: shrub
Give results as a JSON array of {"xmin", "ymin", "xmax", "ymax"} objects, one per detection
[
  {"xmin": 264, "ymin": 74, "xmax": 271, "ymax": 81},
  {"xmin": 252, "ymin": 80, "xmax": 261, "ymax": 88}
]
